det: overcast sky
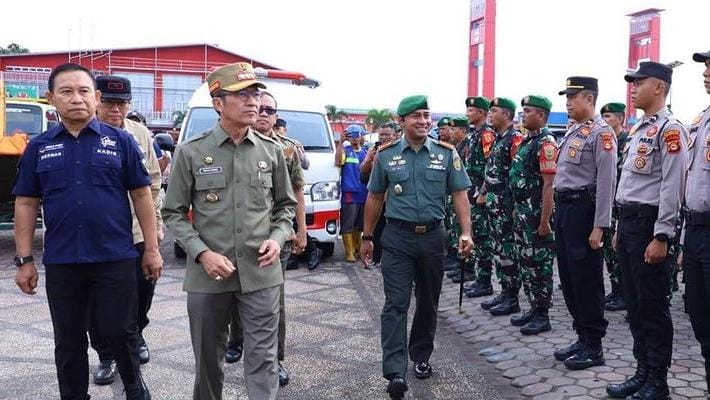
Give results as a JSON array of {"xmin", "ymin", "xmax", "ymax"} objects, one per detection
[{"xmin": 4, "ymin": 0, "xmax": 709, "ymax": 122}]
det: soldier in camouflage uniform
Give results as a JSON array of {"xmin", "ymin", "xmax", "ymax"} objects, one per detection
[
  {"xmin": 463, "ymin": 97, "xmax": 497, "ymax": 298},
  {"xmin": 437, "ymin": 117, "xmax": 461, "ymax": 275},
  {"xmin": 479, "ymin": 97, "xmax": 523, "ymax": 316},
  {"xmin": 509, "ymin": 95, "xmax": 558, "ymax": 335},
  {"xmin": 600, "ymin": 102, "xmax": 630, "ymax": 312}
]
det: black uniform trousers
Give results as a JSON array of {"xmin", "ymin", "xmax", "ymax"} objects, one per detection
[
  {"xmin": 380, "ymin": 221, "xmax": 446, "ymax": 378},
  {"xmin": 372, "ymin": 202, "xmax": 387, "ymax": 264},
  {"xmin": 46, "ymin": 260, "xmax": 142, "ymax": 400},
  {"xmin": 617, "ymin": 205, "xmax": 673, "ymax": 368},
  {"xmin": 554, "ymin": 194, "xmax": 608, "ymax": 347},
  {"xmin": 89, "ymin": 243, "xmax": 155, "ymax": 361},
  {"xmin": 683, "ymin": 221, "xmax": 710, "ymax": 384}
]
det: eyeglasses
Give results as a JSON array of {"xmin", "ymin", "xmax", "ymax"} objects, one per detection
[
  {"xmin": 259, "ymin": 106, "xmax": 277, "ymax": 116},
  {"xmin": 100, "ymin": 99, "xmax": 130, "ymax": 109},
  {"xmin": 227, "ymin": 88, "xmax": 262, "ymax": 100}
]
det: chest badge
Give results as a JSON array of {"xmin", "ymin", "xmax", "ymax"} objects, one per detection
[
  {"xmin": 204, "ymin": 156, "xmax": 214, "ymax": 165},
  {"xmin": 568, "ymin": 148, "xmax": 577, "ymax": 158},
  {"xmin": 646, "ymin": 125, "xmax": 658, "ymax": 137},
  {"xmin": 206, "ymin": 192, "xmax": 220, "ymax": 202},
  {"xmin": 634, "ymin": 157, "xmax": 647, "ymax": 169},
  {"xmin": 258, "ymin": 160, "xmax": 267, "ymax": 170},
  {"xmin": 636, "ymin": 144, "xmax": 649, "ymax": 155},
  {"xmin": 393, "ymin": 184, "xmax": 403, "ymax": 194},
  {"xmin": 580, "ymin": 127, "xmax": 591, "ymax": 137}
]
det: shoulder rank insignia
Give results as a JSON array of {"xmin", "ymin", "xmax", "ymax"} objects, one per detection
[
  {"xmin": 378, "ymin": 140, "xmax": 399, "ymax": 152},
  {"xmin": 436, "ymin": 140, "xmax": 455, "ymax": 150}
]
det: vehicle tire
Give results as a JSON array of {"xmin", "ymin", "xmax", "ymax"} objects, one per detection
[
  {"xmin": 174, "ymin": 242, "xmax": 187, "ymax": 258},
  {"xmin": 318, "ymin": 242, "xmax": 334, "ymax": 258}
]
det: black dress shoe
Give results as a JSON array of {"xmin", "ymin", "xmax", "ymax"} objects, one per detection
[
  {"xmin": 225, "ymin": 344, "xmax": 243, "ymax": 363},
  {"xmin": 307, "ymin": 248, "xmax": 323, "ymax": 270},
  {"xmin": 94, "ymin": 359, "xmax": 118, "ymax": 385},
  {"xmin": 564, "ymin": 345, "xmax": 604, "ymax": 370},
  {"xmin": 386, "ymin": 376, "xmax": 408, "ymax": 399},
  {"xmin": 606, "ymin": 363, "xmax": 647, "ymax": 398},
  {"xmin": 138, "ymin": 342, "xmax": 150, "ymax": 365},
  {"xmin": 510, "ymin": 309, "xmax": 535, "ymax": 327},
  {"xmin": 286, "ymin": 255, "xmax": 299, "ymax": 270},
  {"xmin": 481, "ymin": 291, "xmax": 505, "ymax": 310},
  {"xmin": 554, "ymin": 340, "xmax": 584, "ymax": 361},
  {"xmin": 465, "ymin": 282, "xmax": 493, "ymax": 298},
  {"xmin": 278, "ymin": 361, "xmax": 290, "ymax": 387},
  {"xmin": 489, "ymin": 294, "xmax": 520, "ymax": 316},
  {"xmin": 605, "ymin": 295, "xmax": 627, "ymax": 311},
  {"xmin": 446, "ymin": 269, "xmax": 459, "ymax": 279},
  {"xmin": 520, "ymin": 310, "xmax": 551, "ymax": 335},
  {"xmin": 125, "ymin": 377, "xmax": 151, "ymax": 400},
  {"xmin": 414, "ymin": 361, "xmax": 433, "ymax": 379}
]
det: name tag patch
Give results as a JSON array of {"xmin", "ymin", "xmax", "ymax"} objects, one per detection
[
  {"xmin": 39, "ymin": 143, "xmax": 64, "ymax": 153},
  {"xmin": 199, "ymin": 166, "xmax": 223, "ymax": 175},
  {"xmin": 39, "ymin": 150, "xmax": 63, "ymax": 161},
  {"xmin": 95, "ymin": 148, "xmax": 119, "ymax": 157}
]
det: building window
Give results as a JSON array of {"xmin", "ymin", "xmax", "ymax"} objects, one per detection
[
  {"xmin": 114, "ymin": 71, "xmax": 154, "ymax": 116},
  {"xmin": 162, "ymin": 74, "xmax": 201, "ymax": 115}
]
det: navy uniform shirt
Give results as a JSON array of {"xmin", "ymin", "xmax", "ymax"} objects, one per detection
[
  {"xmin": 13, "ymin": 118, "xmax": 151, "ymax": 264},
  {"xmin": 368, "ymin": 136, "xmax": 471, "ymax": 223}
]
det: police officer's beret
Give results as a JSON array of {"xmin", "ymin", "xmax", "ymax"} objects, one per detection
[
  {"xmin": 624, "ymin": 62, "xmax": 672, "ymax": 84},
  {"xmin": 397, "ymin": 95, "xmax": 429, "ymax": 117},
  {"xmin": 207, "ymin": 62, "xmax": 266, "ymax": 97},
  {"xmin": 600, "ymin": 102, "xmax": 626, "ymax": 115},
  {"xmin": 449, "ymin": 116, "xmax": 469, "ymax": 128},
  {"xmin": 96, "ymin": 76, "xmax": 132, "ymax": 101},
  {"xmin": 558, "ymin": 76, "xmax": 598, "ymax": 95},
  {"xmin": 692, "ymin": 50, "xmax": 710, "ymax": 63},
  {"xmin": 437, "ymin": 116, "xmax": 452, "ymax": 127},
  {"xmin": 465, "ymin": 96, "xmax": 490, "ymax": 111},
  {"xmin": 521, "ymin": 95, "xmax": 552, "ymax": 112},
  {"xmin": 344, "ymin": 124, "xmax": 366, "ymax": 138},
  {"xmin": 491, "ymin": 97, "xmax": 516, "ymax": 113}
]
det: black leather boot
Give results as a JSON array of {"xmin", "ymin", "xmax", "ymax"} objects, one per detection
[
  {"xmin": 520, "ymin": 308, "xmax": 551, "ymax": 335},
  {"xmin": 626, "ymin": 367, "xmax": 670, "ymax": 400},
  {"xmin": 606, "ymin": 361, "xmax": 647, "ymax": 398},
  {"xmin": 510, "ymin": 308, "xmax": 536, "ymax": 327},
  {"xmin": 554, "ymin": 340, "xmax": 584, "ymax": 361},
  {"xmin": 465, "ymin": 280, "xmax": 493, "ymax": 298},
  {"xmin": 564, "ymin": 344, "xmax": 605, "ymax": 370},
  {"xmin": 489, "ymin": 290, "xmax": 520, "ymax": 316},
  {"xmin": 481, "ymin": 282, "xmax": 507, "ymax": 310}
]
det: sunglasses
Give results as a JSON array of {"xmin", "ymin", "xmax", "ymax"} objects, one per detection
[{"xmin": 259, "ymin": 106, "xmax": 277, "ymax": 116}]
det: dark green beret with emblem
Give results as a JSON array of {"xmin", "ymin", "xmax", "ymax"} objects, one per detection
[
  {"xmin": 437, "ymin": 116, "xmax": 452, "ymax": 127},
  {"xmin": 491, "ymin": 97, "xmax": 516, "ymax": 113},
  {"xmin": 449, "ymin": 116, "xmax": 469, "ymax": 128},
  {"xmin": 600, "ymin": 102, "xmax": 626, "ymax": 114},
  {"xmin": 465, "ymin": 96, "xmax": 490, "ymax": 111},
  {"xmin": 521, "ymin": 95, "xmax": 552, "ymax": 112},
  {"xmin": 397, "ymin": 95, "xmax": 429, "ymax": 117}
]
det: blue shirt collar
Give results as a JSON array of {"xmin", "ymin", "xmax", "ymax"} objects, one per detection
[{"xmin": 45, "ymin": 117, "xmax": 103, "ymax": 140}]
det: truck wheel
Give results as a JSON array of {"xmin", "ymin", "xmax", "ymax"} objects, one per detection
[
  {"xmin": 318, "ymin": 242, "xmax": 334, "ymax": 258},
  {"xmin": 174, "ymin": 242, "xmax": 186, "ymax": 258}
]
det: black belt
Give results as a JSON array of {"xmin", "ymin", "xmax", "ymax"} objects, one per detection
[
  {"xmin": 618, "ymin": 203, "xmax": 659, "ymax": 220},
  {"xmin": 386, "ymin": 218, "xmax": 443, "ymax": 234},
  {"xmin": 687, "ymin": 210, "xmax": 710, "ymax": 227},
  {"xmin": 554, "ymin": 189, "xmax": 594, "ymax": 203}
]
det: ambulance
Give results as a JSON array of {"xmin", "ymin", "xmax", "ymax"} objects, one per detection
[{"xmin": 177, "ymin": 68, "xmax": 340, "ymax": 257}]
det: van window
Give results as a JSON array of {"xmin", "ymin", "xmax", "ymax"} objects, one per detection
[
  {"xmin": 6, "ymin": 103, "xmax": 42, "ymax": 138},
  {"xmin": 183, "ymin": 107, "xmax": 333, "ymax": 152}
]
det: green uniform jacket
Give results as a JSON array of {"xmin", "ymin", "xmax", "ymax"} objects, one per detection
[{"xmin": 163, "ymin": 124, "xmax": 297, "ymax": 294}]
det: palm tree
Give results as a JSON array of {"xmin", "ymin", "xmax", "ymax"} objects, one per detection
[
  {"xmin": 365, "ymin": 108, "xmax": 393, "ymax": 131},
  {"xmin": 325, "ymin": 105, "xmax": 348, "ymax": 131}
]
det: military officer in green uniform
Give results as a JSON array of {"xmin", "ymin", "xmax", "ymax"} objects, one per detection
[
  {"xmin": 480, "ymin": 97, "xmax": 524, "ymax": 316},
  {"xmin": 162, "ymin": 62, "xmax": 296, "ymax": 400},
  {"xmin": 360, "ymin": 95, "xmax": 472, "ymax": 399},
  {"xmin": 600, "ymin": 102, "xmax": 629, "ymax": 312},
  {"xmin": 437, "ymin": 116, "xmax": 453, "ymax": 144},
  {"xmin": 464, "ymin": 96, "xmax": 497, "ymax": 298},
  {"xmin": 509, "ymin": 95, "xmax": 558, "ymax": 335}
]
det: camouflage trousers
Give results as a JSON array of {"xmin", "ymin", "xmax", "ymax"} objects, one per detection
[
  {"xmin": 602, "ymin": 221, "xmax": 621, "ymax": 288},
  {"xmin": 486, "ymin": 191, "xmax": 519, "ymax": 289},
  {"xmin": 513, "ymin": 199, "xmax": 555, "ymax": 310},
  {"xmin": 472, "ymin": 202, "xmax": 494, "ymax": 282},
  {"xmin": 446, "ymin": 197, "xmax": 475, "ymax": 274}
]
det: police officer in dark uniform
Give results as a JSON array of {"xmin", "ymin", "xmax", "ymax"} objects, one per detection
[
  {"xmin": 553, "ymin": 77, "xmax": 617, "ymax": 370},
  {"xmin": 684, "ymin": 49, "xmax": 710, "ymax": 400},
  {"xmin": 360, "ymin": 95, "xmax": 472, "ymax": 399},
  {"xmin": 12, "ymin": 63, "xmax": 160, "ymax": 399}
]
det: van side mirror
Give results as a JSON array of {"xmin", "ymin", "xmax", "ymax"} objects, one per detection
[{"xmin": 154, "ymin": 133, "xmax": 175, "ymax": 152}]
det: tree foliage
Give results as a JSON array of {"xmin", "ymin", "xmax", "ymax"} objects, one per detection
[
  {"xmin": 0, "ymin": 43, "xmax": 30, "ymax": 55},
  {"xmin": 365, "ymin": 108, "xmax": 393, "ymax": 130}
]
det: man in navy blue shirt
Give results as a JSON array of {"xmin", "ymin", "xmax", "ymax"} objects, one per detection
[{"xmin": 12, "ymin": 63, "xmax": 162, "ymax": 400}]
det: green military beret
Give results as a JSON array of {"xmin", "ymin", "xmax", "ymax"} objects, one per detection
[
  {"xmin": 600, "ymin": 102, "xmax": 626, "ymax": 114},
  {"xmin": 437, "ymin": 116, "xmax": 452, "ymax": 127},
  {"xmin": 397, "ymin": 95, "xmax": 429, "ymax": 117},
  {"xmin": 521, "ymin": 95, "xmax": 552, "ymax": 112},
  {"xmin": 465, "ymin": 96, "xmax": 490, "ymax": 111},
  {"xmin": 491, "ymin": 97, "xmax": 516, "ymax": 113},
  {"xmin": 449, "ymin": 116, "xmax": 469, "ymax": 128}
]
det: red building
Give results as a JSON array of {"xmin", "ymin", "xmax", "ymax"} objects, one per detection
[{"xmin": 0, "ymin": 43, "xmax": 278, "ymax": 127}]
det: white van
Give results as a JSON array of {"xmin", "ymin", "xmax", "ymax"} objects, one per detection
[{"xmin": 178, "ymin": 70, "xmax": 341, "ymax": 256}]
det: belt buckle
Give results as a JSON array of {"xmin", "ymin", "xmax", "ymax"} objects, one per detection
[{"xmin": 414, "ymin": 225, "xmax": 427, "ymax": 234}]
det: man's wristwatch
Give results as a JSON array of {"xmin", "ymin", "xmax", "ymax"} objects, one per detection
[
  {"xmin": 14, "ymin": 255, "xmax": 34, "ymax": 267},
  {"xmin": 654, "ymin": 233, "xmax": 669, "ymax": 243},
  {"xmin": 361, "ymin": 235, "xmax": 374, "ymax": 242}
]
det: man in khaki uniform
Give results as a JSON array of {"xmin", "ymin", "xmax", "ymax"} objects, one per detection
[
  {"xmin": 162, "ymin": 62, "xmax": 296, "ymax": 400},
  {"xmin": 89, "ymin": 75, "xmax": 163, "ymax": 385},
  {"xmin": 225, "ymin": 91, "xmax": 306, "ymax": 387}
]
